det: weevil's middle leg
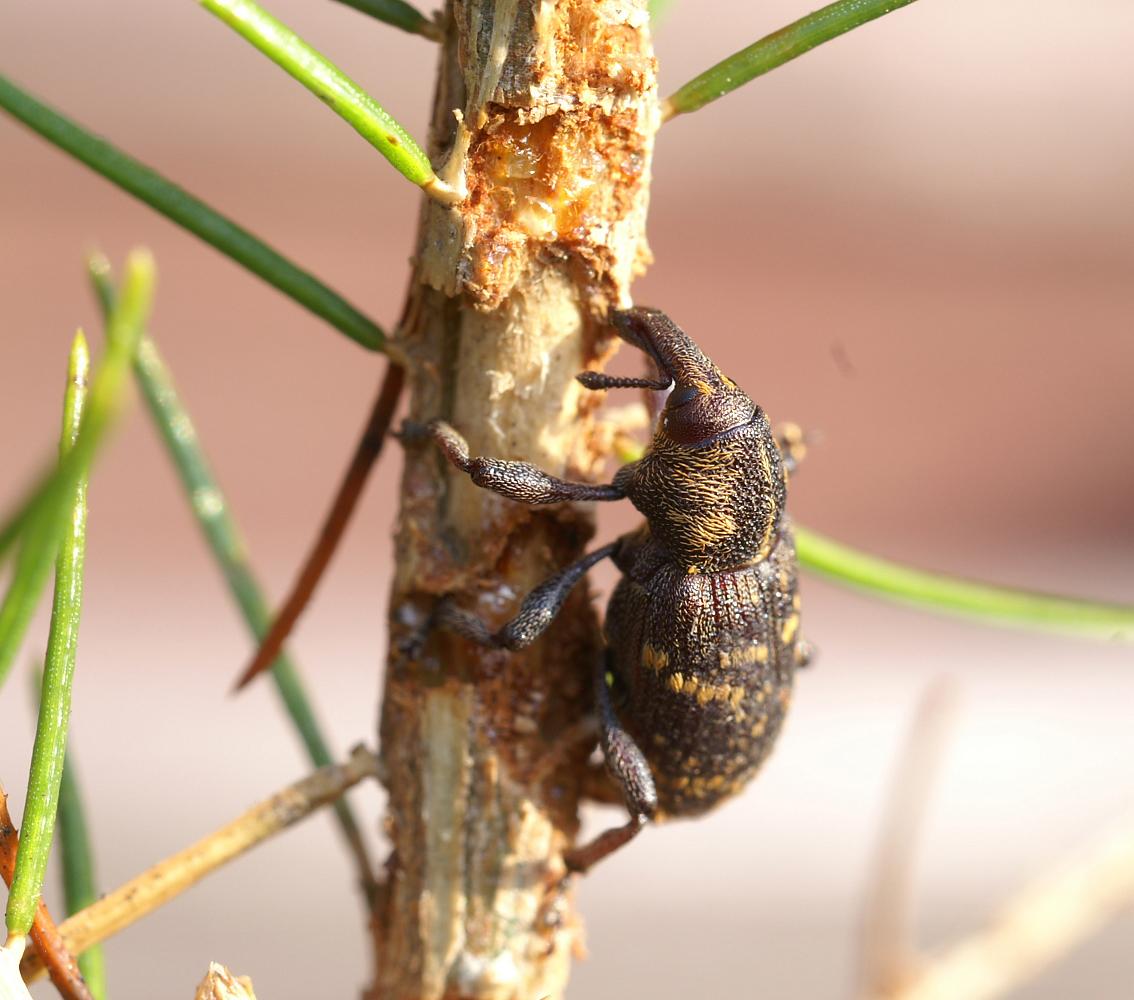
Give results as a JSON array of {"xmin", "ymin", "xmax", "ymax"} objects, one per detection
[
  {"xmin": 438, "ymin": 541, "xmax": 620, "ymax": 651},
  {"xmin": 565, "ymin": 657, "xmax": 657, "ymax": 875},
  {"xmin": 775, "ymin": 422, "xmax": 808, "ymax": 478}
]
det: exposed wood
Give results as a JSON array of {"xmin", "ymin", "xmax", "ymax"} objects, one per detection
[{"xmin": 372, "ymin": 2, "xmax": 658, "ymax": 997}]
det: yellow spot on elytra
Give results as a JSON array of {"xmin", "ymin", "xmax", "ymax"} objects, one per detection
[
  {"xmin": 750, "ymin": 719, "xmax": 767, "ymax": 739},
  {"xmin": 642, "ymin": 644, "xmax": 669, "ymax": 671},
  {"xmin": 668, "ymin": 672, "xmax": 685, "ymax": 694},
  {"xmin": 683, "ymin": 675, "xmax": 701, "ymax": 696},
  {"xmin": 719, "ymin": 644, "xmax": 770, "ymax": 670},
  {"xmin": 781, "ymin": 614, "xmax": 800, "ymax": 645}
]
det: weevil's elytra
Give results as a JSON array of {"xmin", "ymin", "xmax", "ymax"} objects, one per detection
[
  {"xmin": 410, "ymin": 306, "xmax": 806, "ymax": 873},
  {"xmin": 604, "ymin": 526, "xmax": 798, "ymax": 818}
]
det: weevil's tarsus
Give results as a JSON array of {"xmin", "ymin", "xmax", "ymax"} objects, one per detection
[
  {"xmin": 564, "ymin": 814, "xmax": 647, "ymax": 875},
  {"xmin": 234, "ymin": 362, "xmax": 405, "ymax": 691}
]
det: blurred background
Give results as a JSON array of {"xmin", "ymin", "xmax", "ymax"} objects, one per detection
[{"xmin": 2, "ymin": 1, "xmax": 1132, "ymax": 997}]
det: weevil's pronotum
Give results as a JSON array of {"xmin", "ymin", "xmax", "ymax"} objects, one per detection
[{"xmin": 414, "ymin": 307, "xmax": 809, "ymax": 872}]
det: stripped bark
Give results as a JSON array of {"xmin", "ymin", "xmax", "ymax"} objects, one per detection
[{"xmin": 372, "ymin": 2, "xmax": 658, "ymax": 997}]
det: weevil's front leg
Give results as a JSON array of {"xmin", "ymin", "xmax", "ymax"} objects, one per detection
[
  {"xmin": 409, "ymin": 419, "xmax": 627, "ymax": 504},
  {"xmin": 440, "ymin": 541, "xmax": 620, "ymax": 650},
  {"xmin": 565, "ymin": 659, "xmax": 657, "ymax": 874}
]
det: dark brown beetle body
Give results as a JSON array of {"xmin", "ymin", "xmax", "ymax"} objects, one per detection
[
  {"xmin": 415, "ymin": 307, "xmax": 806, "ymax": 871},
  {"xmin": 605, "ymin": 526, "xmax": 799, "ymax": 818}
]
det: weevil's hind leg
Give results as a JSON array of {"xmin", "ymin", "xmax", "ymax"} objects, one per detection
[
  {"xmin": 404, "ymin": 419, "xmax": 626, "ymax": 504},
  {"xmin": 565, "ymin": 659, "xmax": 658, "ymax": 875},
  {"xmin": 234, "ymin": 362, "xmax": 405, "ymax": 691},
  {"xmin": 439, "ymin": 541, "xmax": 620, "ymax": 651}
]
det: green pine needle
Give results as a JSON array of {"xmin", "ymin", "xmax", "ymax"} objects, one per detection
[
  {"xmin": 331, "ymin": 0, "xmax": 441, "ymax": 40},
  {"xmin": 89, "ymin": 256, "xmax": 379, "ymax": 903},
  {"xmin": 201, "ymin": 0, "xmax": 457, "ymax": 202},
  {"xmin": 0, "ymin": 74, "xmax": 386, "ymax": 352},
  {"xmin": 0, "ymin": 252, "xmax": 153, "ymax": 567},
  {"xmin": 5, "ymin": 331, "xmax": 92, "ymax": 940},
  {"xmin": 25, "ymin": 663, "xmax": 108, "ymax": 1000},
  {"xmin": 795, "ymin": 527, "xmax": 1134, "ymax": 641},
  {"xmin": 663, "ymin": 0, "xmax": 920, "ymax": 119},
  {"xmin": 56, "ymin": 747, "xmax": 106, "ymax": 999},
  {"xmin": 0, "ymin": 535, "xmax": 57, "ymax": 692}
]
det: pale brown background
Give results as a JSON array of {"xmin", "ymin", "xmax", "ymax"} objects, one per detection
[{"xmin": 2, "ymin": 1, "xmax": 1133, "ymax": 998}]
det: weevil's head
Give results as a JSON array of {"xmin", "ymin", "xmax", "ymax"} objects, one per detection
[
  {"xmin": 610, "ymin": 307, "xmax": 786, "ymax": 572},
  {"xmin": 611, "ymin": 307, "xmax": 757, "ymax": 447}
]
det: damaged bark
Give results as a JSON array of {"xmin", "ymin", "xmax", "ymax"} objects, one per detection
[{"xmin": 372, "ymin": 2, "xmax": 657, "ymax": 998}]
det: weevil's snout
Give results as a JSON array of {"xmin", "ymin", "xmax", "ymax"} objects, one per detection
[{"xmin": 611, "ymin": 307, "xmax": 756, "ymax": 446}]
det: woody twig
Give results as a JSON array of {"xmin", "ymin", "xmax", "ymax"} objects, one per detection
[{"xmin": 20, "ymin": 747, "xmax": 377, "ymax": 984}]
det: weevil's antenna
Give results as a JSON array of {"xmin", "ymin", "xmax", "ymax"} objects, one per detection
[{"xmin": 233, "ymin": 361, "xmax": 406, "ymax": 691}]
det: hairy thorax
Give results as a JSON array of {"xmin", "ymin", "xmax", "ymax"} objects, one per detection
[{"xmin": 625, "ymin": 413, "xmax": 786, "ymax": 574}]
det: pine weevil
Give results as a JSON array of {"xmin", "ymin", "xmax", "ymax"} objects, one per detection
[{"xmin": 412, "ymin": 307, "xmax": 809, "ymax": 873}]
